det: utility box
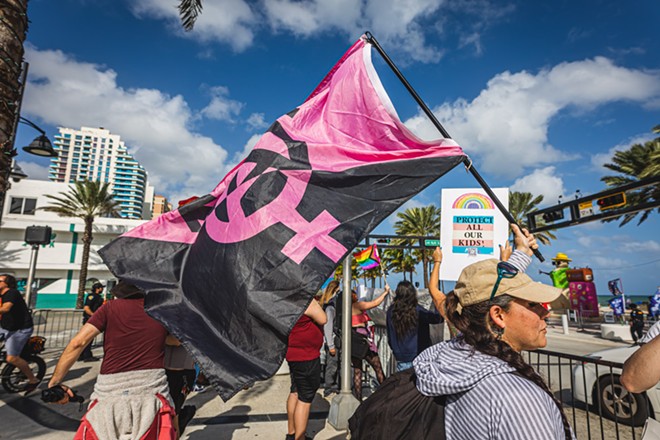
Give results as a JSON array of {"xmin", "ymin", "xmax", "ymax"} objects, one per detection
[{"xmin": 25, "ymin": 226, "xmax": 52, "ymax": 246}]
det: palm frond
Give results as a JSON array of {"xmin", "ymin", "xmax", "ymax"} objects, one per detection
[
  {"xmin": 601, "ymin": 134, "xmax": 659, "ymax": 226},
  {"xmin": 178, "ymin": 0, "xmax": 203, "ymax": 31}
]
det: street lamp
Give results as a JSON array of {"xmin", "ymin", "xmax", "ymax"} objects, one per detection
[
  {"xmin": 20, "ymin": 117, "xmax": 57, "ymax": 157},
  {"xmin": 10, "ymin": 162, "xmax": 28, "ymax": 182}
]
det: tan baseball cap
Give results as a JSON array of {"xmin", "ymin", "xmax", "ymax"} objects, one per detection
[{"xmin": 454, "ymin": 259, "xmax": 561, "ymax": 312}]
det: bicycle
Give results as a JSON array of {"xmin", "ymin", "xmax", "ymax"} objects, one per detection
[{"xmin": 0, "ymin": 333, "xmax": 47, "ymax": 393}]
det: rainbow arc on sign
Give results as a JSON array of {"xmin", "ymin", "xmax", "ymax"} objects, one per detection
[
  {"xmin": 353, "ymin": 244, "xmax": 381, "ymax": 270},
  {"xmin": 453, "ymin": 193, "xmax": 495, "ymax": 209}
]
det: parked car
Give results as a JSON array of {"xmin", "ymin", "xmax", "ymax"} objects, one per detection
[{"xmin": 572, "ymin": 345, "xmax": 660, "ymax": 426}]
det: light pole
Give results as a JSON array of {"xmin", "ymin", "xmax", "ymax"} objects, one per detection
[
  {"xmin": 24, "ymin": 225, "xmax": 52, "ymax": 310},
  {"xmin": 328, "ymin": 254, "xmax": 360, "ymax": 429},
  {"xmin": 0, "ymin": 62, "xmax": 57, "ymax": 228}
]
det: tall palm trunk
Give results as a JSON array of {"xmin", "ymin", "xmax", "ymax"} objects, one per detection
[
  {"xmin": 77, "ymin": 216, "xmax": 94, "ymax": 308},
  {"xmin": 0, "ymin": 0, "xmax": 29, "ymax": 194},
  {"xmin": 420, "ymin": 241, "xmax": 430, "ymax": 289}
]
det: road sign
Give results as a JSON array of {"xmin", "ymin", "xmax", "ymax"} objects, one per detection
[
  {"xmin": 424, "ymin": 239, "xmax": 440, "ymax": 247},
  {"xmin": 578, "ymin": 201, "xmax": 594, "ymax": 218}
]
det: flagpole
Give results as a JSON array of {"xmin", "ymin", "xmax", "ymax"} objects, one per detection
[
  {"xmin": 364, "ymin": 31, "xmax": 545, "ymax": 263},
  {"xmin": 375, "ymin": 243, "xmax": 387, "ymax": 287}
]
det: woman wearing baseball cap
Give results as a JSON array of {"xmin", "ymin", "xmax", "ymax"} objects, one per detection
[{"xmin": 414, "ymin": 226, "xmax": 574, "ymax": 439}]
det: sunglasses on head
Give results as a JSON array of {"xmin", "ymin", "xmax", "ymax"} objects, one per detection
[{"xmin": 489, "ymin": 261, "xmax": 519, "ymax": 301}]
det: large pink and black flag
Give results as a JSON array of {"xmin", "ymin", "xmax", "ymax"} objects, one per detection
[{"xmin": 99, "ymin": 35, "xmax": 465, "ymax": 400}]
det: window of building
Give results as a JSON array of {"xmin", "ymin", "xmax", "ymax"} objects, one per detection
[{"xmin": 9, "ymin": 197, "xmax": 37, "ymax": 215}]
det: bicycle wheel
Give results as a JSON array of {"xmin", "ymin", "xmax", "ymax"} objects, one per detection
[{"xmin": 1, "ymin": 356, "xmax": 46, "ymax": 393}]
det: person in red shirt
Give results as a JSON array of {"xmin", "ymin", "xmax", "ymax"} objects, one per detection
[
  {"xmin": 285, "ymin": 299, "xmax": 327, "ymax": 440},
  {"xmin": 46, "ymin": 281, "xmax": 176, "ymax": 440}
]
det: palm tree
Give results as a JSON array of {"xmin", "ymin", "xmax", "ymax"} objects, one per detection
[
  {"xmin": 0, "ymin": 1, "xmax": 29, "ymax": 197},
  {"xmin": 601, "ymin": 135, "xmax": 659, "ymax": 226},
  {"xmin": 382, "ymin": 247, "xmax": 417, "ymax": 284},
  {"xmin": 394, "ymin": 205, "xmax": 441, "ymax": 288},
  {"xmin": 508, "ymin": 191, "xmax": 557, "ymax": 245},
  {"xmin": 42, "ymin": 180, "xmax": 120, "ymax": 308}
]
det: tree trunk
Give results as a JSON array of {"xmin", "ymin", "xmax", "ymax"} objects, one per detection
[
  {"xmin": 77, "ymin": 217, "xmax": 94, "ymax": 308},
  {"xmin": 0, "ymin": 1, "xmax": 29, "ymax": 195},
  {"xmin": 422, "ymin": 252, "xmax": 429, "ymax": 289}
]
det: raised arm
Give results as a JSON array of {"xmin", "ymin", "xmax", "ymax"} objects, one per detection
[
  {"xmin": 304, "ymin": 298, "xmax": 327, "ymax": 326},
  {"xmin": 621, "ymin": 327, "xmax": 660, "ymax": 393},
  {"xmin": 429, "ymin": 247, "xmax": 447, "ymax": 319},
  {"xmin": 355, "ymin": 285, "xmax": 390, "ymax": 311}
]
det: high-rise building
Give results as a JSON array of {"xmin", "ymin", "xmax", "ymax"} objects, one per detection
[
  {"xmin": 48, "ymin": 126, "xmax": 150, "ymax": 219},
  {"xmin": 152, "ymin": 194, "xmax": 172, "ymax": 218}
]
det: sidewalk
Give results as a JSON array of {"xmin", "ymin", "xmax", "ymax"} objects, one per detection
[
  {"xmin": 0, "ymin": 347, "xmax": 348, "ymax": 440},
  {"xmin": 0, "ymin": 324, "xmax": 630, "ymax": 440}
]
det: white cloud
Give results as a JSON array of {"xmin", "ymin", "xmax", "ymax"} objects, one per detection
[
  {"xmin": 510, "ymin": 166, "xmax": 565, "ymax": 205},
  {"xmin": 201, "ymin": 86, "xmax": 244, "ymax": 122},
  {"xmin": 22, "ymin": 46, "xmax": 231, "ymax": 202},
  {"xmin": 132, "ymin": 0, "xmax": 511, "ymax": 63},
  {"xmin": 404, "ymin": 57, "xmax": 660, "ymax": 177},
  {"xmin": 15, "ymin": 161, "xmax": 50, "ymax": 181},
  {"xmin": 589, "ymin": 256, "xmax": 629, "ymax": 270},
  {"xmin": 621, "ymin": 240, "xmax": 660, "ymax": 253},
  {"xmin": 130, "ymin": 0, "xmax": 257, "ymax": 52},
  {"xmin": 591, "ymin": 133, "xmax": 655, "ymax": 172},
  {"xmin": 246, "ymin": 113, "xmax": 269, "ymax": 130},
  {"xmin": 574, "ymin": 233, "xmax": 660, "ymax": 255},
  {"xmin": 230, "ymin": 134, "xmax": 262, "ymax": 166}
]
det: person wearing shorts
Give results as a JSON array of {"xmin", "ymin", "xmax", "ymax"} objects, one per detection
[
  {"xmin": 0, "ymin": 274, "xmax": 40, "ymax": 395},
  {"xmin": 164, "ymin": 342, "xmax": 197, "ymax": 437},
  {"xmin": 285, "ymin": 300, "xmax": 326, "ymax": 440}
]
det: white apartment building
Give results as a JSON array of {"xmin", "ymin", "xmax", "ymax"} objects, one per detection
[
  {"xmin": 0, "ymin": 179, "xmax": 147, "ymax": 309},
  {"xmin": 48, "ymin": 126, "xmax": 153, "ymax": 220}
]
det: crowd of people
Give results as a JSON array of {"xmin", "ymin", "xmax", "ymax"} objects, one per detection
[{"xmin": 2, "ymin": 222, "xmax": 659, "ymax": 439}]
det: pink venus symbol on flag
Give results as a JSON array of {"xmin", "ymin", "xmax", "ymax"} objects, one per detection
[{"xmin": 99, "ymin": 34, "xmax": 466, "ymax": 401}]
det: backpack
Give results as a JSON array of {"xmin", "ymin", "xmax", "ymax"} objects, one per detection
[
  {"xmin": 322, "ymin": 294, "xmax": 345, "ymax": 338},
  {"xmin": 348, "ymin": 368, "xmax": 446, "ymax": 440}
]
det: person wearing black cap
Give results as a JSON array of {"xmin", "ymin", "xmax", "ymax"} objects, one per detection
[{"xmin": 79, "ymin": 282, "xmax": 104, "ymax": 362}]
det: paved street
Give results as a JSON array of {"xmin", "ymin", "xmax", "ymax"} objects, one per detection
[{"xmin": 0, "ymin": 325, "xmax": 639, "ymax": 439}]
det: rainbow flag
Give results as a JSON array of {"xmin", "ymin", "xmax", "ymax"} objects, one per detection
[{"xmin": 353, "ymin": 244, "xmax": 381, "ymax": 270}]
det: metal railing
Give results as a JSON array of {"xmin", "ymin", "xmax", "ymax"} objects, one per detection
[
  {"xmin": 372, "ymin": 324, "xmax": 651, "ymax": 439},
  {"xmin": 526, "ymin": 349, "xmax": 650, "ymax": 440},
  {"xmin": 34, "ymin": 309, "xmax": 654, "ymax": 439},
  {"xmin": 32, "ymin": 309, "xmax": 104, "ymax": 350}
]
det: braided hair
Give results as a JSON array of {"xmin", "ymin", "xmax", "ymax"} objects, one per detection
[
  {"xmin": 390, "ymin": 281, "xmax": 418, "ymax": 339},
  {"xmin": 445, "ymin": 292, "xmax": 573, "ymax": 440}
]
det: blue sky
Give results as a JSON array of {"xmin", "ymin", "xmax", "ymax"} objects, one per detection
[{"xmin": 14, "ymin": 0, "xmax": 660, "ymax": 297}]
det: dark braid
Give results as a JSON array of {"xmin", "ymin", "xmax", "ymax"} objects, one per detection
[{"xmin": 445, "ymin": 292, "xmax": 573, "ymax": 440}]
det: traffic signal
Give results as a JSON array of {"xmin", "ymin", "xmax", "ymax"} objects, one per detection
[
  {"xmin": 376, "ymin": 238, "xmax": 391, "ymax": 244},
  {"xmin": 542, "ymin": 208, "xmax": 564, "ymax": 223},
  {"xmin": 596, "ymin": 192, "xmax": 626, "ymax": 211}
]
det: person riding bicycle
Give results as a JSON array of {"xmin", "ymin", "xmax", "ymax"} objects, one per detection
[{"xmin": 0, "ymin": 274, "xmax": 40, "ymax": 395}]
